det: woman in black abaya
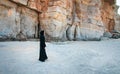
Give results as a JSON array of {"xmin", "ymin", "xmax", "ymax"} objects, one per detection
[{"xmin": 39, "ymin": 30, "xmax": 48, "ymax": 62}]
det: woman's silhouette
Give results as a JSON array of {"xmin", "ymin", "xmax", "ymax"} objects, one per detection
[{"xmin": 39, "ymin": 30, "xmax": 48, "ymax": 62}]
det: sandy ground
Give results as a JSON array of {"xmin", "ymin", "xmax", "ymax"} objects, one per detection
[{"xmin": 0, "ymin": 39, "xmax": 120, "ymax": 74}]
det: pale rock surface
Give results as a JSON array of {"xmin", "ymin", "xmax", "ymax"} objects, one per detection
[
  {"xmin": 0, "ymin": 0, "xmax": 38, "ymax": 39},
  {"xmin": 40, "ymin": 0, "xmax": 110, "ymax": 41},
  {"xmin": 0, "ymin": 0, "xmax": 19, "ymax": 38},
  {"xmin": 40, "ymin": 0, "xmax": 69, "ymax": 41},
  {"xmin": 11, "ymin": 0, "xmax": 28, "ymax": 5},
  {"xmin": 11, "ymin": 0, "xmax": 49, "ymax": 12},
  {"xmin": 18, "ymin": 6, "xmax": 38, "ymax": 38},
  {"xmin": 0, "ymin": 0, "xmax": 119, "ymax": 41},
  {"xmin": 72, "ymin": 0, "xmax": 104, "ymax": 40},
  {"xmin": 114, "ymin": 5, "xmax": 120, "ymax": 33}
]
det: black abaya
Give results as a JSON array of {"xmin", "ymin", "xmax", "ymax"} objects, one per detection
[{"xmin": 39, "ymin": 31, "xmax": 48, "ymax": 62}]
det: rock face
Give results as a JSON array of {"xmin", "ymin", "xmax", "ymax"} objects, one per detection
[
  {"xmin": 115, "ymin": 14, "xmax": 120, "ymax": 33},
  {"xmin": 101, "ymin": 0, "xmax": 116, "ymax": 32},
  {"xmin": 40, "ymin": 0, "xmax": 107, "ymax": 41},
  {"xmin": 0, "ymin": 0, "xmax": 119, "ymax": 41},
  {"xmin": 114, "ymin": 5, "xmax": 120, "ymax": 33},
  {"xmin": 71, "ymin": 0, "xmax": 104, "ymax": 40},
  {"xmin": 0, "ymin": 0, "xmax": 48, "ymax": 40},
  {"xmin": 40, "ymin": 0, "xmax": 72, "ymax": 41},
  {"xmin": 11, "ymin": 0, "xmax": 49, "ymax": 12},
  {"xmin": 0, "ymin": 0, "xmax": 18, "ymax": 39},
  {"xmin": 0, "ymin": 0, "xmax": 38, "ymax": 39}
]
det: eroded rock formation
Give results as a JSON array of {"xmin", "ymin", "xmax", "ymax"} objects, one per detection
[
  {"xmin": 115, "ymin": 5, "xmax": 120, "ymax": 33},
  {"xmin": 101, "ymin": 0, "xmax": 115, "ymax": 32},
  {"xmin": 40, "ymin": 0, "xmax": 116, "ymax": 41},
  {"xmin": 0, "ymin": 0, "xmax": 48, "ymax": 40},
  {"xmin": 40, "ymin": 0, "xmax": 72, "ymax": 41},
  {"xmin": 0, "ymin": 0, "xmax": 119, "ymax": 41}
]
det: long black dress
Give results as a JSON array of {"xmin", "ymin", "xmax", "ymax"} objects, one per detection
[{"xmin": 39, "ymin": 31, "xmax": 48, "ymax": 62}]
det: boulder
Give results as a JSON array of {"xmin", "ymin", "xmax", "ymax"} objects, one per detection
[
  {"xmin": 16, "ymin": 31, "xmax": 27, "ymax": 41},
  {"xmin": 103, "ymin": 32, "xmax": 112, "ymax": 38}
]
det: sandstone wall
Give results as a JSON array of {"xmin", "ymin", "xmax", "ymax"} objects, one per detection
[
  {"xmin": 0, "ymin": 0, "xmax": 49, "ymax": 40},
  {"xmin": 11, "ymin": 0, "xmax": 49, "ymax": 12},
  {"xmin": 101, "ymin": 0, "xmax": 115, "ymax": 32},
  {"xmin": 0, "ymin": 0, "xmax": 39, "ymax": 39},
  {"xmin": 67, "ymin": 0, "xmax": 104, "ymax": 41},
  {"xmin": 40, "ymin": 0, "xmax": 108, "ymax": 41},
  {"xmin": 0, "ymin": 0, "xmax": 18, "ymax": 39},
  {"xmin": 0, "ymin": 0, "xmax": 119, "ymax": 41},
  {"xmin": 40, "ymin": 0, "xmax": 73, "ymax": 41},
  {"xmin": 114, "ymin": 5, "xmax": 120, "ymax": 33}
]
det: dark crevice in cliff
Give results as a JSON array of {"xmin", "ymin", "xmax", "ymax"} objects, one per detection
[
  {"xmin": 27, "ymin": 0, "xmax": 29, "ymax": 6},
  {"xmin": 36, "ymin": 13, "xmax": 41, "ymax": 38},
  {"xmin": 103, "ymin": 0, "xmax": 115, "ymax": 5}
]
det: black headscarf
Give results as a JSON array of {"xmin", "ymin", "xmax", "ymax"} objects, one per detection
[{"xmin": 40, "ymin": 30, "xmax": 44, "ymax": 35}]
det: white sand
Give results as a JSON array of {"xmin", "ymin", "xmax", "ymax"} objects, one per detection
[{"xmin": 0, "ymin": 39, "xmax": 120, "ymax": 74}]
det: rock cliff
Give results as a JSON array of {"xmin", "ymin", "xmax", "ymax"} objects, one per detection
[
  {"xmin": 0, "ymin": 0, "xmax": 48, "ymax": 40},
  {"xmin": 115, "ymin": 5, "xmax": 120, "ymax": 33},
  {"xmin": 0, "ymin": 0, "xmax": 119, "ymax": 41}
]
